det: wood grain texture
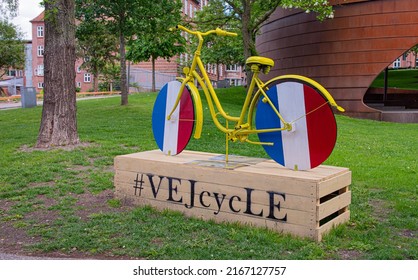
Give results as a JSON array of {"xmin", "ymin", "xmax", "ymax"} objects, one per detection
[{"xmin": 114, "ymin": 150, "xmax": 351, "ymax": 241}]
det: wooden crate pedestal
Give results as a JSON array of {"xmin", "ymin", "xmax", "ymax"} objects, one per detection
[{"xmin": 114, "ymin": 150, "xmax": 351, "ymax": 242}]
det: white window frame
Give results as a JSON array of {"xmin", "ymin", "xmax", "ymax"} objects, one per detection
[
  {"xmin": 84, "ymin": 73, "xmax": 91, "ymax": 83},
  {"xmin": 226, "ymin": 64, "xmax": 238, "ymax": 71},
  {"xmin": 37, "ymin": 45, "xmax": 44, "ymax": 57},
  {"xmin": 36, "ymin": 64, "xmax": 44, "ymax": 76},
  {"xmin": 393, "ymin": 58, "xmax": 401, "ymax": 68},
  {"xmin": 37, "ymin": 82, "xmax": 44, "ymax": 89},
  {"xmin": 37, "ymin": 26, "xmax": 44, "ymax": 37}
]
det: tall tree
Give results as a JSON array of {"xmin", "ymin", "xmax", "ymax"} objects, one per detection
[
  {"xmin": 36, "ymin": 0, "xmax": 79, "ymax": 148},
  {"xmin": 0, "ymin": 20, "xmax": 24, "ymax": 80},
  {"xmin": 75, "ymin": 19, "xmax": 119, "ymax": 92},
  {"xmin": 0, "ymin": 0, "xmax": 18, "ymax": 19},
  {"xmin": 127, "ymin": 0, "xmax": 184, "ymax": 92},
  {"xmin": 76, "ymin": 0, "xmax": 152, "ymax": 105},
  {"xmin": 195, "ymin": 0, "xmax": 334, "ymax": 62},
  {"xmin": 194, "ymin": 11, "xmax": 244, "ymax": 81}
]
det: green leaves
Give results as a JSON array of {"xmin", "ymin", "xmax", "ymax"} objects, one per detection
[
  {"xmin": 0, "ymin": 0, "xmax": 19, "ymax": 19},
  {"xmin": 126, "ymin": 0, "xmax": 185, "ymax": 63},
  {"xmin": 195, "ymin": 0, "xmax": 334, "ymax": 60},
  {"xmin": 0, "ymin": 20, "xmax": 24, "ymax": 77}
]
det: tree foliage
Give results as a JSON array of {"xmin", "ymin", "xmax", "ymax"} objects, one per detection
[
  {"xmin": 195, "ymin": 0, "xmax": 334, "ymax": 61},
  {"xmin": 193, "ymin": 4, "xmax": 244, "ymax": 74},
  {"xmin": 0, "ymin": 19, "xmax": 24, "ymax": 78},
  {"xmin": 126, "ymin": 0, "xmax": 184, "ymax": 92},
  {"xmin": 76, "ymin": 0, "xmax": 155, "ymax": 105},
  {"xmin": 75, "ymin": 17, "xmax": 119, "ymax": 92},
  {"xmin": 0, "ymin": 0, "xmax": 18, "ymax": 19}
]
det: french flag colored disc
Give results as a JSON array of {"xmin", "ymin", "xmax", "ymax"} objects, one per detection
[
  {"xmin": 256, "ymin": 81, "xmax": 337, "ymax": 170},
  {"xmin": 152, "ymin": 81, "xmax": 195, "ymax": 156}
]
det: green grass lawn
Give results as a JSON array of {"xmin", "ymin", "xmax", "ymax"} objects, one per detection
[
  {"xmin": 371, "ymin": 69, "xmax": 418, "ymax": 90},
  {"xmin": 0, "ymin": 88, "xmax": 417, "ymax": 260}
]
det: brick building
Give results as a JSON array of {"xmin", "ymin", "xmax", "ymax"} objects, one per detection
[
  {"xmin": 30, "ymin": 11, "xmax": 92, "ymax": 93},
  {"xmin": 391, "ymin": 51, "xmax": 418, "ymax": 69},
  {"xmin": 129, "ymin": 0, "xmax": 245, "ymax": 90},
  {"xmin": 28, "ymin": 1, "xmax": 245, "ymax": 93}
]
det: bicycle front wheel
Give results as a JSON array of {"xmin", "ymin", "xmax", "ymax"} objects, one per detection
[
  {"xmin": 256, "ymin": 79, "xmax": 337, "ymax": 170},
  {"xmin": 152, "ymin": 81, "xmax": 195, "ymax": 156}
]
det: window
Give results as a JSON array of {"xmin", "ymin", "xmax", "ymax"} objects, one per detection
[
  {"xmin": 226, "ymin": 64, "xmax": 238, "ymax": 71},
  {"xmin": 37, "ymin": 45, "xmax": 44, "ymax": 57},
  {"xmin": 76, "ymin": 82, "xmax": 81, "ymax": 88},
  {"xmin": 229, "ymin": 79, "xmax": 241, "ymax": 86},
  {"xmin": 393, "ymin": 58, "xmax": 401, "ymax": 68},
  {"xmin": 37, "ymin": 26, "xmax": 44, "ymax": 37},
  {"xmin": 36, "ymin": 65, "xmax": 44, "ymax": 76},
  {"xmin": 37, "ymin": 82, "xmax": 44, "ymax": 89},
  {"xmin": 76, "ymin": 66, "xmax": 81, "ymax": 73},
  {"xmin": 84, "ymin": 73, "xmax": 91, "ymax": 83}
]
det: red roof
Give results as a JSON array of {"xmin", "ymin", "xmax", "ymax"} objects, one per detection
[{"xmin": 30, "ymin": 11, "xmax": 44, "ymax": 22}]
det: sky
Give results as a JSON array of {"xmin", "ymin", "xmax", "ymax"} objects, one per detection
[{"xmin": 11, "ymin": 0, "xmax": 44, "ymax": 40}]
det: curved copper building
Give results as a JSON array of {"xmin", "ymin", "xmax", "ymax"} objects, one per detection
[{"xmin": 257, "ymin": 0, "xmax": 418, "ymax": 121}]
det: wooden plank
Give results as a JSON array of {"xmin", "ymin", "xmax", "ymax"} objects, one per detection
[
  {"xmin": 316, "ymin": 211, "xmax": 351, "ymax": 242},
  {"xmin": 114, "ymin": 150, "xmax": 352, "ymax": 241},
  {"xmin": 116, "ymin": 185, "xmax": 315, "ymax": 226},
  {"xmin": 115, "ymin": 150, "xmax": 350, "ymax": 197},
  {"xmin": 115, "ymin": 170, "xmax": 316, "ymax": 212},
  {"xmin": 317, "ymin": 171, "xmax": 352, "ymax": 198},
  {"xmin": 115, "ymin": 180, "xmax": 316, "ymax": 226},
  {"xmin": 117, "ymin": 194, "xmax": 316, "ymax": 239},
  {"xmin": 317, "ymin": 191, "xmax": 352, "ymax": 220},
  {"xmin": 115, "ymin": 155, "xmax": 317, "ymax": 197}
]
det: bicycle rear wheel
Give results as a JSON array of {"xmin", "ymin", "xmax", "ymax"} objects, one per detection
[
  {"xmin": 152, "ymin": 81, "xmax": 195, "ymax": 156},
  {"xmin": 256, "ymin": 79, "xmax": 337, "ymax": 170}
]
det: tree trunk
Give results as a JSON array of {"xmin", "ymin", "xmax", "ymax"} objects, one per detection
[
  {"xmin": 151, "ymin": 56, "xmax": 156, "ymax": 92},
  {"xmin": 119, "ymin": 31, "xmax": 128, "ymax": 105},
  {"xmin": 36, "ymin": 0, "xmax": 79, "ymax": 148},
  {"xmin": 93, "ymin": 74, "xmax": 99, "ymax": 92},
  {"xmin": 241, "ymin": 0, "xmax": 254, "ymax": 85},
  {"xmin": 241, "ymin": 1, "xmax": 253, "ymax": 61},
  {"xmin": 93, "ymin": 65, "xmax": 99, "ymax": 92}
]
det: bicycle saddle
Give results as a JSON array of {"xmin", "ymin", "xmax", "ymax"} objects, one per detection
[{"xmin": 246, "ymin": 56, "xmax": 274, "ymax": 74}]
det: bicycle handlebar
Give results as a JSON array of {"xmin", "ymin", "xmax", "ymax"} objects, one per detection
[{"xmin": 170, "ymin": 25, "xmax": 238, "ymax": 37}]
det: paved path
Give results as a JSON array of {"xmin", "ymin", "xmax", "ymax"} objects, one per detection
[
  {"xmin": 0, "ymin": 95, "xmax": 120, "ymax": 110},
  {"xmin": 0, "ymin": 252, "xmax": 51, "ymax": 260}
]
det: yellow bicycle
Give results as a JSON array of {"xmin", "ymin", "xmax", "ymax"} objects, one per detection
[{"xmin": 152, "ymin": 25, "xmax": 345, "ymax": 170}]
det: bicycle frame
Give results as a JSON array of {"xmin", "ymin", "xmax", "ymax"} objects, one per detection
[
  {"xmin": 167, "ymin": 25, "xmax": 345, "ymax": 147},
  {"xmin": 167, "ymin": 25, "xmax": 291, "ymax": 145}
]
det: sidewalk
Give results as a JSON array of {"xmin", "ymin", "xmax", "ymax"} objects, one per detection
[{"xmin": 0, "ymin": 95, "xmax": 120, "ymax": 110}]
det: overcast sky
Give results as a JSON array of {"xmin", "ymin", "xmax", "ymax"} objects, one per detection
[{"xmin": 11, "ymin": 0, "xmax": 44, "ymax": 40}]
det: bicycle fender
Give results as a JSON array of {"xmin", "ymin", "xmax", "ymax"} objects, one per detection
[
  {"xmin": 265, "ymin": 75, "xmax": 345, "ymax": 112},
  {"xmin": 186, "ymin": 82, "xmax": 203, "ymax": 139}
]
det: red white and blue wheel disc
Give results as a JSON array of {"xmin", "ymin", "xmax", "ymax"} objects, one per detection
[
  {"xmin": 152, "ymin": 81, "xmax": 195, "ymax": 155},
  {"xmin": 256, "ymin": 81, "xmax": 337, "ymax": 170}
]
